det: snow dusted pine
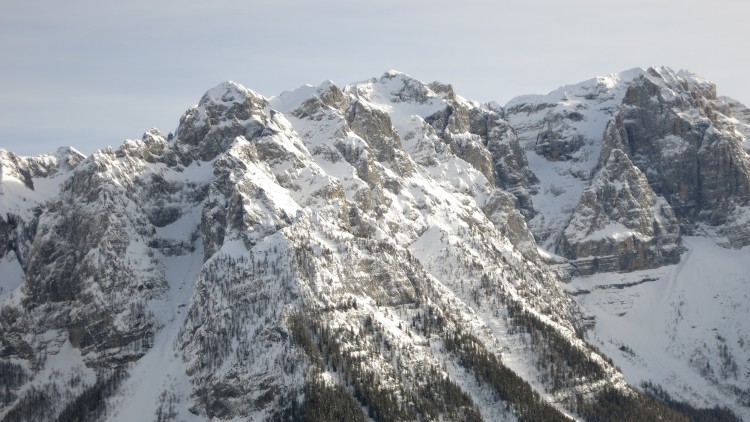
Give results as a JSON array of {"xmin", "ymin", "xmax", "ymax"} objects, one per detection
[{"xmin": 0, "ymin": 67, "xmax": 747, "ymax": 421}]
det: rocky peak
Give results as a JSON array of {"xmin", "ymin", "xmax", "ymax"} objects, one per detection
[
  {"xmin": 505, "ymin": 67, "xmax": 641, "ymax": 163},
  {"xmin": 199, "ymin": 81, "xmax": 267, "ymax": 113},
  {"xmin": 428, "ymin": 81, "xmax": 457, "ymax": 101},
  {"xmin": 0, "ymin": 147, "xmax": 86, "ymax": 279},
  {"xmin": 614, "ymin": 67, "xmax": 750, "ymax": 246},
  {"xmin": 374, "ymin": 70, "xmax": 438, "ymax": 104},
  {"xmin": 48, "ymin": 147, "xmax": 86, "ymax": 173},
  {"xmin": 175, "ymin": 81, "xmax": 270, "ymax": 162},
  {"xmin": 0, "ymin": 150, "xmax": 38, "ymax": 191},
  {"xmin": 343, "ymin": 71, "xmax": 538, "ymax": 218},
  {"xmin": 0, "ymin": 147, "xmax": 85, "ymax": 189},
  {"xmin": 348, "ymin": 70, "xmax": 454, "ymax": 107},
  {"xmin": 643, "ymin": 66, "xmax": 718, "ymax": 102},
  {"xmin": 272, "ymin": 80, "xmax": 349, "ymax": 121},
  {"xmin": 113, "ymin": 129, "xmax": 180, "ymax": 166}
]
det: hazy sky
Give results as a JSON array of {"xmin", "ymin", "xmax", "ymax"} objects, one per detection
[{"xmin": 2, "ymin": 0, "xmax": 748, "ymax": 156}]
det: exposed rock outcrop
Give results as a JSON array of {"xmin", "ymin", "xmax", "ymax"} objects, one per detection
[
  {"xmin": 610, "ymin": 67, "xmax": 750, "ymax": 247},
  {"xmin": 176, "ymin": 81, "xmax": 269, "ymax": 162},
  {"xmin": 559, "ymin": 149, "xmax": 681, "ymax": 274}
]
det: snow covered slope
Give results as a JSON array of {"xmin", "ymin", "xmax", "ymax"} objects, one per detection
[
  {"xmin": 0, "ymin": 68, "xmax": 747, "ymax": 421},
  {"xmin": 568, "ymin": 237, "xmax": 750, "ymax": 419}
]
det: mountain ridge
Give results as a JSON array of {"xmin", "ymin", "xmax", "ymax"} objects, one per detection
[{"xmin": 0, "ymin": 66, "xmax": 747, "ymax": 421}]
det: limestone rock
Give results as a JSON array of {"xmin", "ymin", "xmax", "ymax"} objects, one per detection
[
  {"xmin": 559, "ymin": 149, "xmax": 681, "ymax": 274},
  {"xmin": 176, "ymin": 81, "xmax": 269, "ymax": 162},
  {"xmin": 611, "ymin": 67, "xmax": 750, "ymax": 247}
]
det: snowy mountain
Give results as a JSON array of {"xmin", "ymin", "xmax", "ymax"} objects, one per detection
[{"xmin": 0, "ymin": 67, "xmax": 747, "ymax": 421}]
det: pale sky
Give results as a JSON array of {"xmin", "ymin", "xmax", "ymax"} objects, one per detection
[{"xmin": 1, "ymin": 0, "xmax": 748, "ymax": 156}]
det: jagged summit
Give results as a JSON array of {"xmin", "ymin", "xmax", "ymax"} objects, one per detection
[
  {"xmin": 0, "ymin": 67, "xmax": 748, "ymax": 421},
  {"xmin": 507, "ymin": 67, "xmax": 643, "ymax": 110},
  {"xmin": 383, "ymin": 68, "xmax": 407, "ymax": 77},
  {"xmin": 200, "ymin": 80, "xmax": 264, "ymax": 105},
  {"xmin": 272, "ymin": 80, "xmax": 341, "ymax": 111},
  {"xmin": 643, "ymin": 65, "xmax": 717, "ymax": 99},
  {"xmin": 351, "ymin": 69, "xmax": 460, "ymax": 106}
]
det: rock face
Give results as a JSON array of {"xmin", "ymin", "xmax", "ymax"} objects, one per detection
[
  {"xmin": 472, "ymin": 106, "xmax": 539, "ymax": 218},
  {"xmin": 609, "ymin": 68, "xmax": 750, "ymax": 247},
  {"xmin": 559, "ymin": 149, "xmax": 681, "ymax": 274},
  {"xmin": 0, "ymin": 148, "xmax": 85, "ymax": 272},
  {"xmin": 504, "ymin": 66, "xmax": 750, "ymax": 271},
  {"xmin": 504, "ymin": 68, "xmax": 643, "ymax": 251},
  {"xmin": 1, "ymin": 68, "xmax": 749, "ymax": 421},
  {"xmin": 176, "ymin": 81, "xmax": 269, "ymax": 162}
]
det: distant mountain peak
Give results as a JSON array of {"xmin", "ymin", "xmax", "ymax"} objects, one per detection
[
  {"xmin": 200, "ymin": 80, "xmax": 262, "ymax": 105},
  {"xmin": 0, "ymin": 67, "xmax": 747, "ymax": 421}
]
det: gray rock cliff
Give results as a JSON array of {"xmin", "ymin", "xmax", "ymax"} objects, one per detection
[{"xmin": 559, "ymin": 148, "xmax": 681, "ymax": 274}]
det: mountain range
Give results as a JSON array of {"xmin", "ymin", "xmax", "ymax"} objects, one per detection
[{"xmin": 0, "ymin": 66, "xmax": 748, "ymax": 421}]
